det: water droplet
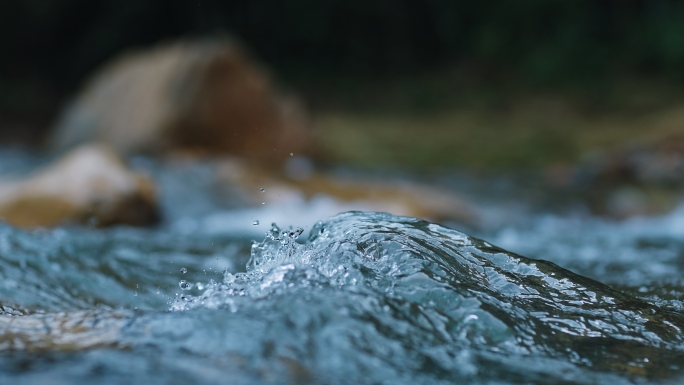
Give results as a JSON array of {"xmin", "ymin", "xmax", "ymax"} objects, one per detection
[
  {"xmin": 290, "ymin": 152, "xmax": 294, "ymax": 156},
  {"xmin": 179, "ymin": 280, "xmax": 192, "ymax": 290},
  {"xmin": 288, "ymin": 227, "xmax": 304, "ymax": 239},
  {"xmin": 87, "ymin": 216, "xmax": 99, "ymax": 227},
  {"xmin": 180, "ymin": 267, "xmax": 187, "ymax": 274},
  {"xmin": 252, "ymin": 220, "xmax": 260, "ymax": 225},
  {"xmin": 260, "ymin": 188, "xmax": 265, "ymax": 193},
  {"xmin": 261, "ymin": 201, "xmax": 265, "ymax": 205},
  {"xmin": 196, "ymin": 283, "xmax": 204, "ymax": 290}
]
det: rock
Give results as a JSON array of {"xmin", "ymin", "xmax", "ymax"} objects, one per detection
[
  {"xmin": 573, "ymin": 135, "xmax": 684, "ymax": 218},
  {"xmin": 0, "ymin": 145, "xmax": 158, "ymax": 228},
  {"xmin": 581, "ymin": 135, "xmax": 684, "ymax": 187},
  {"xmin": 0, "ymin": 309, "xmax": 129, "ymax": 351},
  {"xmin": 51, "ymin": 38, "xmax": 309, "ymax": 161},
  {"xmin": 215, "ymin": 157, "xmax": 479, "ymax": 226}
]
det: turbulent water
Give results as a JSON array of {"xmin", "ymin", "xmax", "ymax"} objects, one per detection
[
  {"xmin": 1, "ymin": 153, "xmax": 684, "ymax": 384},
  {"xmin": 1, "ymin": 204, "xmax": 684, "ymax": 384}
]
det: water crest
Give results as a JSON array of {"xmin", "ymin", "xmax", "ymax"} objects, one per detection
[
  {"xmin": 0, "ymin": 212, "xmax": 683, "ymax": 384},
  {"xmin": 168, "ymin": 212, "xmax": 684, "ymax": 383}
]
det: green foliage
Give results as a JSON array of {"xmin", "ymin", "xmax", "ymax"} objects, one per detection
[
  {"xmin": 3, "ymin": 0, "xmax": 684, "ymax": 128},
  {"xmin": 3, "ymin": 0, "xmax": 684, "ymax": 84}
]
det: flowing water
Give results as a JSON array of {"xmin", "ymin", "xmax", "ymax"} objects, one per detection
[{"xmin": 1, "ymin": 155, "xmax": 683, "ymax": 384}]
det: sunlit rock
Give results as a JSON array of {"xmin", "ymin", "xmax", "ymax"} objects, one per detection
[
  {"xmin": 0, "ymin": 310, "xmax": 129, "ymax": 351},
  {"xmin": 51, "ymin": 38, "xmax": 309, "ymax": 161},
  {"xmin": 0, "ymin": 144, "xmax": 158, "ymax": 228},
  {"xmin": 214, "ymin": 157, "xmax": 479, "ymax": 227}
]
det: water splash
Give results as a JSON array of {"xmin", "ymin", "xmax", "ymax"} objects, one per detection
[
  {"xmin": 0, "ymin": 210, "xmax": 683, "ymax": 384},
  {"xmin": 169, "ymin": 212, "xmax": 684, "ymax": 383}
]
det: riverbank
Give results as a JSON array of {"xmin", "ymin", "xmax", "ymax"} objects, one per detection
[{"xmin": 305, "ymin": 77, "xmax": 684, "ymax": 172}]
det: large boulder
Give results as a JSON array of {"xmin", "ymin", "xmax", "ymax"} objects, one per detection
[
  {"xmin": 51, "ymin": 38, "xmax": 309, "ymax": 161},
  {"xmin": 0, "ymin": 145, "xmax": 158, "ymax": 228}
]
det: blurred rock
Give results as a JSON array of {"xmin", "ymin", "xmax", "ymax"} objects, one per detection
[
  {"xmin": 585, "ymin": 185, "xmax": 680, "ymax": 219},
  {"xmin": 0, "ymin": 310, "xmax": 127, "ymax": 351},
  {"xmin": 0, "ymin": 144, "xmax": 158, "ymax": 228},
  {"xmin": 583, "ymin": 135, "xmax": 684, "ymax": 187},
  {"xmin": 51, "ymin": 38, "xmax": 309, "ymax": 161},
  {"xmin": 571, "ymin": 135, "xmax": 684, "ymax": 218},
  {"xmin": 602, "ymin": 187, "xmax": 651, "ymax": 219},
  {"xmin": 215, "ymin": 158, "xmax": 479, "ymax": 226}
]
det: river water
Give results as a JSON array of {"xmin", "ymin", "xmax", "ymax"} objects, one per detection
[{"xmin": 0, "ymin": 154, "xmax": 683, "ymax": 384}]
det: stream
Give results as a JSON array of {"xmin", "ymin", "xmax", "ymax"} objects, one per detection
[{"xmin": 0, "ymin": 154, "xmax": 683, "ymax": 385}]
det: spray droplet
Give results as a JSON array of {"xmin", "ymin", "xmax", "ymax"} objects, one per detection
[
  {"xmin": 180, "ymin": 267, "xmax": 187, "ymax": 274},
  {"xmin": 289, "ymin": 227, "xmax": 304, "ymax": 239},
  {"xmin": 261, "ymin": 201, "xmax": 265, "ymax": 205},
  {"xmin": 179, "ymin": 280, "xmax": 192, "ymax": 290},
  {"xmin": 290, "ymin": 152, "xmax": 294, "ymax": 156},
  {"xmin": 252, "ymin": 220, "xmax": 260, "ymax": 225},
  {"xmin": 260, "ymin": 188, "xmax": 265, "ymax": 193}
]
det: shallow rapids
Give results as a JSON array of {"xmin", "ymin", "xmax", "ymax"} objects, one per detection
[{"xmin": 1, "ymin": 211, "xmax": 683, "ymax": 384}]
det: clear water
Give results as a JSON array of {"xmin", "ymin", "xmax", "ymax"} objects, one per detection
[{"xmin": 1, "ymin": 156, "xmax": 683, "ymax": 384}]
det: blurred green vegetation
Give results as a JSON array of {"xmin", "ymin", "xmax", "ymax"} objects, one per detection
[
  {"xmin": 311, "ymin": 77, "xmax": 684, "ymax": 171},
  {"xmin": 4, "ymin": 1, "xmax": 684, "ymax": 90},
  {"xmin": 2, "ymin": 0, "xmax": 684, "ymax": 169}
]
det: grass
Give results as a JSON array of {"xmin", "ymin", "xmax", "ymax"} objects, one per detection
[{"xmin": 308, "ymin": 80, "xmax": 684, "ymax": 172}]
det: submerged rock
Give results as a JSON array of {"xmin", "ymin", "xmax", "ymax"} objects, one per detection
[
  {"xmin": 0, "ymin": 309, "xmax": 130, "ymax": 351},
  {"xmin": 0, "ymin": 144, "xmax": 158, "ymax": 228},
  {"xmin": 51, "ymin": 38, "xmax": 309, "ymax": 161}
]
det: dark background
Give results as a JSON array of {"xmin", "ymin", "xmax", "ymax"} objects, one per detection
[{"xmin": 2, "ymin": 0, "xmax": 684, "ymax": 165}]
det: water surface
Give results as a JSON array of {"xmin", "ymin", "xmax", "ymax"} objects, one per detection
[{"xmin": 0, "ymin": 155, "xmax": 683, "ymax": 384}]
